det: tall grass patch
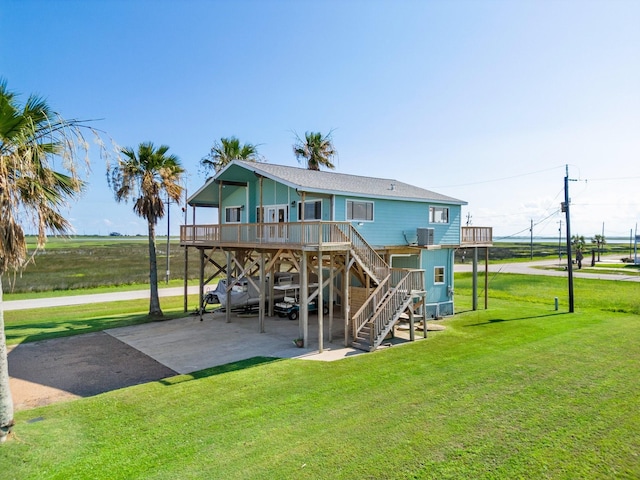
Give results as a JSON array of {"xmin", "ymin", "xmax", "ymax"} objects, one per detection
[{"xmin": 1, "ymin": 237, "xmax": 224, "ymax": 293}]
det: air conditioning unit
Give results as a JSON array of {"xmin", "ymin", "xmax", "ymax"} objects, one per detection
[{"xmin": 417, "ymin": 228, "xmax": 435, "ymax": 246}]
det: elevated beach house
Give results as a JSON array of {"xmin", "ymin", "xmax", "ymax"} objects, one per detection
[{"xmin": 181, "ymin": 160, "xmax": 492, "ymax": 352}]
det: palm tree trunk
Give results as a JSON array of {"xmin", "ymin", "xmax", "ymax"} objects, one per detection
[
  {"xmin": 148, "ymin": 220, "xmax": 163, "ymax": 317},
  {"xmin": 0, "ymin": 277, "xmax": 15, "ymax": 443}
]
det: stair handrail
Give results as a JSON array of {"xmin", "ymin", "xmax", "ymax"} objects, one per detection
[
  {"xmin": 334, "ymin": 223, "xmax": 390, "ymax": 282},
  {"xmin": 367, "ymin": 269, "xmax": 425, "ymax": 348},
  {"xmin": 351, "ymin": 274, "xmax": 391, "ymax": 338}
]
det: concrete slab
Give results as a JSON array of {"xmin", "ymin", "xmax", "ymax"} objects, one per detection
[{"xmin": 106, "ymin": 311, "xmax": 370, "ymax": 374}]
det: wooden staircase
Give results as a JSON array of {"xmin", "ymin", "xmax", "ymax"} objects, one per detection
[
  {"xmin": 332, "ymin": 224, "xmax": 389, "ymax": 284},
  {"xmin": 336, "ymin": 224, "xmax": 426, "ymax": 352},
  {"xmin": 351, "ymin": 269, "xmax": 425, "ymax": 351}
]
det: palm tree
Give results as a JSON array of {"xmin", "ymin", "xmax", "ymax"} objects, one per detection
[
  {"xmin": 293, "ymin": 131, "xmax": 337, "ymax": 171},
  {"xmin": 591, "ymin": 234, "xmax": 606, "ymax": 262},
  {"xmin": 571, "ymin": 234, "xmax": 586, "ymax": 252},
  {"xmin": 0, "ymin": 79, "xmax": 102, "ymax": 442},
  {"xmin": 108, "ymin": 142, "xmax": 184, "ymax": 316},
  {"xmin": 200, "ymin": 136, "xmax": 260, "ymax": 175},
  {"xmin": 572, "ymin": 234, "xmax": 586, "ymax": 268}
]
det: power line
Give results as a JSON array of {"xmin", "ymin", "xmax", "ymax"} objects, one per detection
[{"xmin": 431, "ymin": 165, "xmax": 565, "ymax": 189}]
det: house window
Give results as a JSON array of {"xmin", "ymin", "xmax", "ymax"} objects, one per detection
[
  {"xmin": 347, "ymin": 200, "xmax": 374, "ymax": 221},
  {"xmin": 430, "ymin": 206, "xmax": 449, "ymax": 224},
  {"xmin": 298, "ymin": 200, "xmax": 322, "ymax": 220},
  {"xmin": 225, "ymin": 206, "xmax": 241, "ymax": 223},
  {"xmin": 434, "ymin": 266, "xmax": 445, "ymax": 284}
]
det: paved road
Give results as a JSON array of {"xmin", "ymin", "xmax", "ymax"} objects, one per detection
[
  {"xmin": 455, "ymin": 255, "xmax": 640, "ymax": 282},
  {"xmin": 3, "ymin": 285, "xmax": 201, "ymax": 311}
]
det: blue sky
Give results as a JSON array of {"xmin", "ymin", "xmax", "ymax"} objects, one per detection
[{"xmin": 2, "ymin": 0, "xmax": 638, "ymax": 239}]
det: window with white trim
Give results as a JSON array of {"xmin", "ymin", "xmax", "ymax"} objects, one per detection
[
  {"xmin": 347, "ymin": 200, "xmax": 374, "ymax": 221},
  {"xmin": 225, "ymin": 206, "xmax": 241, "ymax": 223},
  {"xmin": 298, "ymin": 200, "xmax": 322, "ymax": 220},
  {"xmin": 430, "ymin": 206, "xmax": 449, "ymax": 224},
  {"xmin": 434, "ymin": 266, "xmax": 445, "ymax": 284}
]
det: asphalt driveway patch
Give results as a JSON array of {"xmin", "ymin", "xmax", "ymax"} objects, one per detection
[{"xmin": 8, "ymin": 331, "xmax": 177, "ymax": 410}]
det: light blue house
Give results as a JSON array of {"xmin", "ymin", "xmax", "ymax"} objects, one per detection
[{"xmin": 181, "ymin": 160, "xmax": 492, "ymax": 352}]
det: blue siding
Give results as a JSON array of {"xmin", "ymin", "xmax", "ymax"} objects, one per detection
[
  {"xmin": 221, "ymin": 187, "xmax": 248, "ymax": 223},
  {"xmin": 334, "ymin": 196, "xmax": 462, "ymax": 248},
  {"xmin": 420, "ymin": 248, "xmax": 454, "ymax": 305},
  {"xmin": 429, "ymin": 204, "xmax": 461, "ymax": 245},
  {"xmin": 220, "ymin": 177, "xmax": 463, "ymax": 250}
]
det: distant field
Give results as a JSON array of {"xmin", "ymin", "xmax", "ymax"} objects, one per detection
[
  {"xmin": 460, "ymin": 241, "xmax": 631, "ymax": 262},
  {"xmin": 2, "ymin": 236, "xmax": 634, "ymax": 295},
  {"xmin": 1, "ymin": 236, "xmax": 225, "ymax": 294}
]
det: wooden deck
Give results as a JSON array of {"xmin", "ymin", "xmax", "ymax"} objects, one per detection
[
  {"xmin": 181, "ymin": 222, "xmax": 493, "ymax": 249},
  {"xmin": 180, "ymin": 221, "xmax": 352, "ymax": 250}
]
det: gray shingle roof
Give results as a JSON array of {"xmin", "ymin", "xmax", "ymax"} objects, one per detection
[{"xmin": 233, "ymin": 160, "xmax": 466, "ymax": 205}]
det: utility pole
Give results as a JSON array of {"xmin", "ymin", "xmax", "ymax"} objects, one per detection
[
  {"xmin": 558, "ymin": 220, "xmax": 562, "ymax": 264},
  {"xmin": 530, "ymin": 219, "xmax": 533, "ymax": 259},
  {"xmin": 562, "ymin": 165, "xmax": 575, "ymax": 313}
]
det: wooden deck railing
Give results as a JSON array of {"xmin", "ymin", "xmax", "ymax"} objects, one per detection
[
  {"xmin": 460, "ymin": 226, "xmax": 493, "ymax": 246},
  {"xmin": 181, "ymin": 222, "xmax": 353, "ymax": 247}
]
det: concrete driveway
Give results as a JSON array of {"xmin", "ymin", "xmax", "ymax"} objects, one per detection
[
  {"xmin": 8, "ymin": 310, "xmax": 368, "ymax": 411},
  {"xmin": 106, "ymin": 311, "xmax": 361, "ymax": 374}
]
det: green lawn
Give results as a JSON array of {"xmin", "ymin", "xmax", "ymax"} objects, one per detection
[
  {"xmin": 455, "ymin": 272, "xmax": 640, "ymax": 315},
  {"xmin": 3, "ymin": 295, "xmax": 201, "ymax": 345},
  {"xmin": 2, "ymin": 283, "xmax": 639, "ymax": 478}
]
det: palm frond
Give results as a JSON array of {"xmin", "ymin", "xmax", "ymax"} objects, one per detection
[
  {"xmin": 292, "ymin": 130, "xmax": 337, "ymax": 170},
  {"xmin": 0, "ymin": 78, "xmax": 110, "ymax": 274},
  {"xmin": 200, "ymin": 136, "xmax": 262, "ymax": 175},
  {"xmin": 108, "ymin": 141, "xmax": 184, "ymax": 225}
]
